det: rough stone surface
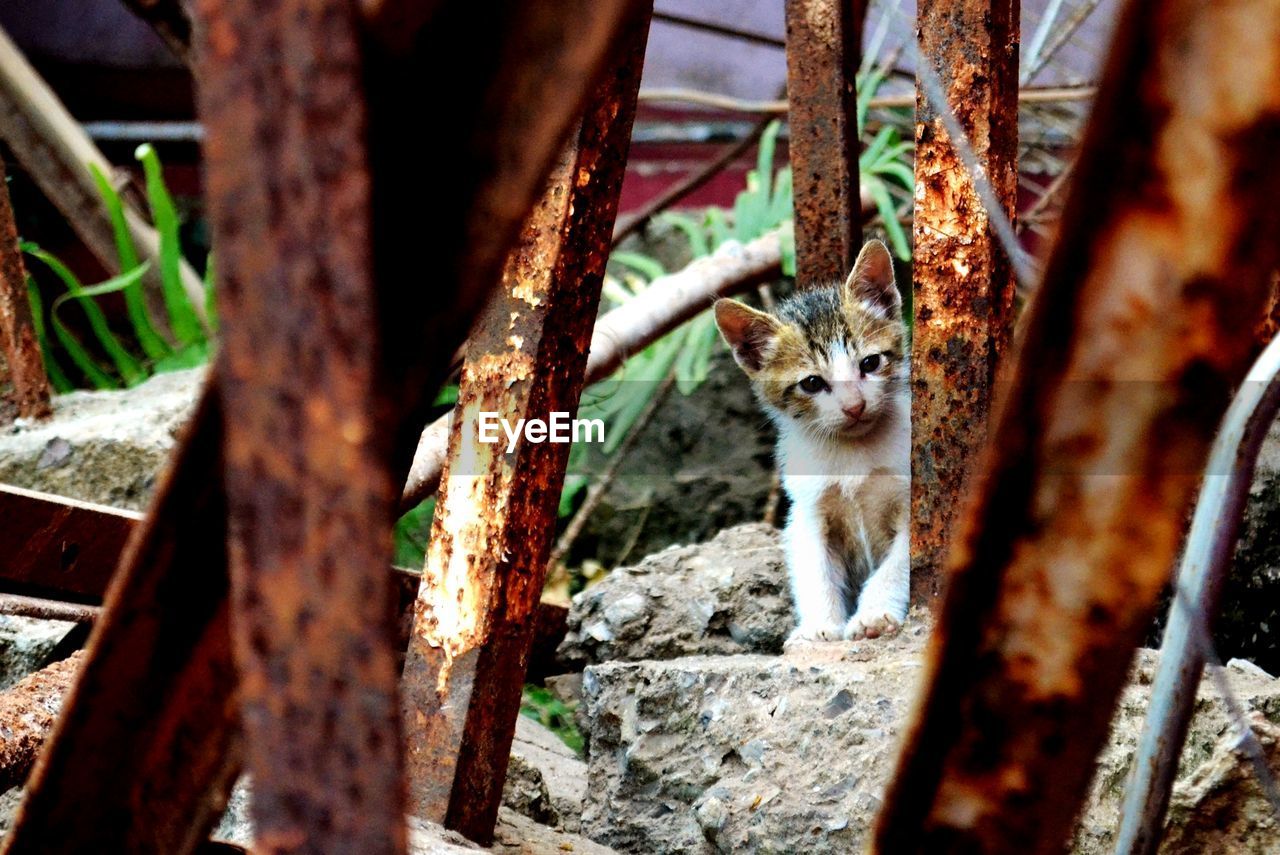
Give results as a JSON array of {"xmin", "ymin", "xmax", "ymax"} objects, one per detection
[
  {"xmin": 0, "ymin": 616, "xmax": 74, "ymax": 690},
  {"xmin": 578, "ymin": 624, "xmax": 1280, "ymax": 854},
  {"xmin": 503, "ymin": 715, "xmax": 588, "ymax": 832},
  {"xmin": 559, "ymin": 524, "xmax": 792, "ymax": 669},
  {"xmin": 0, "ymin": 368, "xmax": 202, "ymax": 510}
]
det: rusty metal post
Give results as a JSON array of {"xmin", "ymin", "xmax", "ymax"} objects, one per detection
[
  {"xmin": 783, "ymin": 0, "xmax": 866, "ymax": 285},
  {"xmin": 874, "ymin": 0, "xmax": 1280, "ymax": 852},
  {"xmin": 0, "ymin": 153, "xmax": 51, "ymax": 422},
  {"xmin": 400, "ymin": 5, "xmax": 651, "ymax": 844},
  {"xmin": 196, "ymin": 0, "xmax": 411, "ymax": 849},
  {"xmin": 909, "ymin": 0, "xmax": 1020, "ymax": 600}
]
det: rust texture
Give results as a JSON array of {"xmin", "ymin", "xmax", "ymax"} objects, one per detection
[
  {"xmin": 0, "ymin": 652, "xmax": 83, "ymax": 791},
  {"xmin": 0, "ymin": 153, "xmax": 51, "ymax": 422},
  {"xmin": 4, "ymin": 390, "xmax": 240, "ymax": 855},
  {"xmin": 0, "ymin": 484, "xmax": 140, "ymax": 603},
  {"xmin": 195, "ymin": 0, "xmax": 410, "ymax": 849},
  {"xmin": 401, "ymin": 5, "xmax": 652, "ymax": 843},
  {"xmin": 909, "ymin": 0, "xmax": 1020, "ymax": 600},
  {"xmin": 875, "ymin": 1, "xmax": 1280, "ymax": 852},
  {"xmin": 783, "ymin": 0, "xmax": 865, "ymax": 286}
]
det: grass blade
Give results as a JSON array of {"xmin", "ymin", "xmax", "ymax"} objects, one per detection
[
  {"xmin": 136, "ymin": 144, "xmax": 203, "ymax": 346},
  {"xmin": 88, "ymin": 163, "xmax": 170, "ymax": 360},
  {"xmin": 23, "ymin": 242, "xmax": 145, "ymax": 386},
  {"xmin": 24, "ymin": 276, "xmax": 73, "ymax": 393}
]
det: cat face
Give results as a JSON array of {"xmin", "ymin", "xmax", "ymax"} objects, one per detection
[{"xmin": 715, "ymin": 240, "xmax": 906, "ymax": 442}]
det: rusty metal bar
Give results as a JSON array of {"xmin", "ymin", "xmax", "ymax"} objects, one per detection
[
  {"xmin": 196, "ymin": 0, "xmax": 410, "ymax": 849},
  {"xmin": 401, "ymin": 5, "xmax": 651, "ymax": 844},
  {"xmin": 0, "ymin": 593, "xmax": 100, "ymax": 623},
  {"xmin": 1115, "ymin": 333, "xmax": 1280, "ymax": 854},
  {"xmin": 909, "ymin": 0, "xmax": 1020, "ymax": 600},
  {"xmin": 874, "ymin": 0, "xmax": 1280, "ymax": 851},
  {"xmin": 0, "ymin": 484, "xmax": 140, "ymax": 603},
  {"xmin": 783, "ymin": 0, "xmax": 865, "ymax": 285},
  {"xmin": 3, "ymin": 389, "xmax": 240, "ymax": 855},
  {"xmin": 0, "ymin": 152, "xmax": 51, "ymax": 422}
]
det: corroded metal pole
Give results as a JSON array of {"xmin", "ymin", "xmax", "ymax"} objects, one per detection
[
  {"xmin": 0, "ymin": 153, "xmax": 50, "ymax": 421},
  {"xmin": 199, "ymin": 0, "xmax": 410, "ymax": 848},
  {"xmin": 401, "ymin": 5, "xmax": 651, "ymax": 844},
  {"xmin": 783, "ymin": 0, "xmax": 865, "ymax": 285},
  {"xmin": 875, "ymin": 0, "xmax": 1280, "ymax": 852},
  {"xmin": 910, "ymin": 0, "xmax": 1020, "ymax": 600}
]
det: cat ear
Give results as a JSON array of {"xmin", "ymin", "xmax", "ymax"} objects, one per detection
[
  {"xmin": 843, "ymin": 240, "xmax": 900, "ymax": 317},
  {"xmin": 714, "ymin": 299, "xmax": 780, "ymax": 373}
]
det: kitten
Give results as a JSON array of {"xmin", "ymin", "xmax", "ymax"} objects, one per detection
[{"xmin": 714, "ymin": 240, "xmax": 909, "ymax": 643}]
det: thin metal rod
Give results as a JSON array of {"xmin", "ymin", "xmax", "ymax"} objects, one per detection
[
  {"xmin": 0, "ymin": 593, "xmax": 99, "ymax": 624},
  {"xmin": 651, "ymin": 10, "xmax": 785, "ymax": 49},
  {"xmin": 1114, "ymin": 332, "xmax": 1280, "ymax": 855}
]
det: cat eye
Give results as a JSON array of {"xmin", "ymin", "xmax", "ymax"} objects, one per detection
[
  {"xmin": 859, "ymin": 354, "xmax": 883, "ymax": 374},
  {"xmin": 798, "ymin": 375, "xmax": 829, "ymax": 394}
]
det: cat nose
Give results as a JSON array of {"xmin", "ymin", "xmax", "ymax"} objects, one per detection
[{"xmin": 842, "ymin": 401, "xmax": 865, "ymax": 420}]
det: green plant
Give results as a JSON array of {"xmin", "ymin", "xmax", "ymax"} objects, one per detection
[
  {"xmin": 856, "ymin": 66, "xmax": 915, "ymax": 261},
  {"xmin": 24, "ymin": 144, "xmax": 213, "ymax": 391},
  {"xmin": 521, "ymin": 684, "xmax": 583, "ymax": 754}
]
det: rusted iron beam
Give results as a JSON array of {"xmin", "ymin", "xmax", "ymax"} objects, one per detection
[
  {"xmin": 0, "ymin": 484, "xmax": 140, "ymax": 603},
  {"xmin": 3, "ymin": 389, "xmax": 241, "ymax": 855},
  {"xmin": 783, "ymin": 0, "xmax": 866, "ymax": 285},
  {"xmin": 401, "ymin": 5, "xmax": 651, "ymax": 844},
  {"xmin": 196, "ymin": 0, "xmax": 410, "ymax": 849},
  {"xmin": 0, "ymin": 651, "xmax": 83, "ymax": 792},
  {"xmin": 909, "ymin": 0, "xmax": 1021, "ymax": 600},
  {"xmin": 874, "ymin": 1, "xmax": 1280, "ymax": 852},
  {"xmin": 0, "ymin": 153, "xmax": 50, "ymax": 422}
]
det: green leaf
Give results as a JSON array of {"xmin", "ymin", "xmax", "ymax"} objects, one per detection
[
  {"xmin": 88, "ymin": 162, "xmax": 170, "ymax": 360},
  {"xmin": 779, "ymin": 221, "xmax": 797, "ymax": 278},
  {"xmin": 393, "ymin": 498, "xmax": 436, "ymax": 569},
  {"xmin": 856, "ymin": 66, "xmax": 888, "ymax": 137},
  {"xmin": 610, "ymin": 251, "xmax": 666, "ymax": 283},
  {"xmin": 433, "ymin": 384, "xmax": 459, "ymax": 407},
  {"xmin": 860, "ymin": 125, "xmax": 897, "ymax": 169},
  {"xmin": 768, "ymin": 165, "xmax": 794, "ymax": 226},
  {"xmin": 659, "ymin": 211, "xmax": 710, "ymax": 258},
  {"xmin": 24, "ymin": 243, "xmax": 144, "ymax": 386},
  {"xmin": 755, "ymin": 119, "xmax": 783, "ymax": 211},
  {"xmin": 136, "ymin": 143, "xmax": 204, "ymax": 346},
  {"xmin": 674, "ymin": 313, "xmax": 719, "ymax": 395},
  {"xmin": 25, "ymin": 276, "xmax": 73, "ymax": 393},
  {"xmin": 874, "ymin": 161, "xmax": 915, "ymax": 191},
  {"xmin": 867, "ymin": 179, "xmax": 911, "ymax": 261},
  {"xmin": 705, "ymin": 207, "xmax": 733, "ymax": 247},
  {"xmin": 152, "ymin": 341, "xmax": 209, "ymax": 373}
]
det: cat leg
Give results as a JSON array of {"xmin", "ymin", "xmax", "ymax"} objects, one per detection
[
  {"xmin": 783, "ymin": 498, "xmax": 849, "ymax": 644},
  {"xmin": 844, "ymin": 525, "xmax": 909, "ymax": 640}
]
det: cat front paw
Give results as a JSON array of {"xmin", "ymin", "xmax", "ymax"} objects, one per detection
[
  {"xmin": 843, "ymin": 612, "xmax": 901, "ymax": 641},
  {"xmin": 785, "ymin": 622, "xmax": 845, "ymax": 647}
]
